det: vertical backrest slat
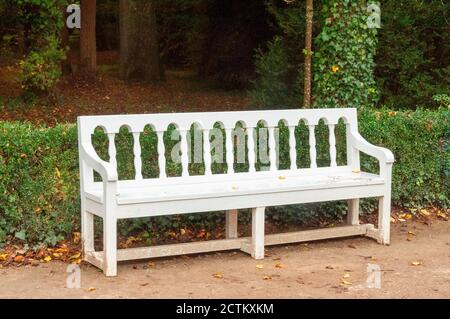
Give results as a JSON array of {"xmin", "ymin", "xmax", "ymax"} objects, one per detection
[
  {"xmin": 328, "ymin": 124, "xmax": 337, "ymax": 167},
  {"xmin": 156, "ymin": 131, "xmax": 167, "ymax": 178},
  {"xmin": 289, "ymin": 125, "xmax": 297, "ymax": 170},
  {"xmin": 132, "ymin": 132, "xmax": 143, "ymax": 180},
  {"xmin": 107, "ymin": 133, "xmax": 117, "ymax": 172},
  {"xmin": 78, "ymin": 108, "xmax": 358, "ymax": 183},
  {"xmin": 180, "ymin": 130, "xmax": 189, "ymax": 177},
  {"xmin": 268, "ymin": 126, "xmax": 277, "ymax": 171},
  {"xmin": 203, "ymin": 129, "xmax": 212, "ymax": 175},
  {"xmin": 225, "ymin": 128, "xmax": 234, "ymax": 174},
  {"xmin": 308, "ymin": 124, "xmax": 317, "ymax": 168},
  {"xmin": 247, "ymin": 127, "xmax": 256, "ymax": 173}
]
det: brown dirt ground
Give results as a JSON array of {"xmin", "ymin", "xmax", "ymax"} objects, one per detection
[
  {"xmin": 1, "ymin": 218, "xmax": 449, "ymax": 299},
  {"xmin": 0, "ymin": 51, "xmax": 252, "ymax": 126}
]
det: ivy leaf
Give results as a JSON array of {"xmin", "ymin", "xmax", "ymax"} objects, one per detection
[{"xmin": 15, "ymin": 230, "xmax": 26, "ymax": 241}]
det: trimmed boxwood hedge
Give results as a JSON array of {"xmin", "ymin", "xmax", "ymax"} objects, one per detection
[{"xmin": 0, "ymin": 108, "xmax": 449, "ymax": 246}]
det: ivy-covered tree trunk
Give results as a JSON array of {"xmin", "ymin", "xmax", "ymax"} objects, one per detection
[
  {"xmin": 79, "ymin": 0, "xmax": 97, "ymax": 76},
  {"xmin": 313, "ymin": 0, "xmax": 379, "ymax": 108},
  {"xmin": 119, "ymin": 0, "xmax": 164, "ymax": 82},
  {"xmin": 303, "ymin": 0, "xmax": 313, "ymax": 108}
]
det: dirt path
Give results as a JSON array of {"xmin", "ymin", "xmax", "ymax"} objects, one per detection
[{"xmin": 1, "ymin": 219, "xmax": 449, "ymax": 299}]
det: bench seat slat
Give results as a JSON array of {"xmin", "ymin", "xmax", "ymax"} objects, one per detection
[{"xmin": 84, "ymin": 171, "xmax": 384, "ymax": 205}]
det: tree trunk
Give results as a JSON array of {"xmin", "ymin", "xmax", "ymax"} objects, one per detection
[
  {"xmin": 120, "ymin": 0, "xmax": 163, "ymax": 82},
  {"xmin": 79, "ymin": 0, "xmax": 96, "ymax": 76},
  {"xmin": 303, "ymin": 0, "xmax": 313, "ymax": 108}
]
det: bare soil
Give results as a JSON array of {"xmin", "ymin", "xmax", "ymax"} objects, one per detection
[{"xmin": 1, "ymin": 219, "xmax": 449, "ymax": 299}]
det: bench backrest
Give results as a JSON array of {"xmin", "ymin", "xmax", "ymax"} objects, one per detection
[{"xmin": 78, "ymin": 108, "xmax": 359, "ymax": 185}]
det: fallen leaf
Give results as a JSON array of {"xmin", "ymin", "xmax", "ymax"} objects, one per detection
[
  {"xmin": 325, "ymin": 265, "xmax": 334, "ymax": 270},
  {"xmin": 55, "ymin": 167, "xmax": 61, "ymax": 178},
  {"xmin": 411, "ymin": 261, "xmax": 422, "ymax": 266},
  {"xmin": 408, "ymin": 231, "xmax": 416, "ymax": 236},
  {"xmin": 231, "ymin": 186, "xmax": 239, "ymax": 191},
  {"xmin": 275, "ymin": 263, "xmax": 283, "ymax": 269},
  {"xmin": 14, "ymin": 255, "xmax": 25, "ymax": 263},
  {"xmin": 196, "ymin": 230, "xmax": 206, "ymax": 238},
  {"xmin": 398, "ymin": 218, "xmax": 406, "ymax": 222},
  {"xmin": 278, "ymin": 176, "xmax": 286, "ymax": 180},
  {"xmin": 212, "ymin": 272, "xmax": 223, "ymax": 279},
  {"xmin": 180, "ymin": 228, "xmax": 186, "ymax": 235},
  {"xmin": 140, "ymin": 283, "xmax": 149, "ymax": 287},
  {"xmin": 43, "ymin": 255, "xmax": 52, "ymax": 262},
  {"xmin": 343, "ymin": 273, "xmax": 350, "ymax": 279},
  {"xmin": 72, "ymin": 232, "xmax": 81, "ymax": 244},
  {"xmin": 348, "ymin": 244, "xmax": 357, "ymax": 249},
  {"xmin": 399, "ymin": 213, "xmax": 412, "ymax": 220},
  {"xmin": 69, "ymin": 252, "xmax": 81, "ymax": 260},
  {"xmin": 352, "ymin": 169, "xmax": 361, "ymax": 173},
  {"xmin": 52, "ymin": 253, "xmax": 61, "ymax": 258},
  {"xmin": 341, "ymin": 279, "xmax": 352, "ymax": 285},
  {"xmin": 437, "ymin": 211, "xmax": 448, "ymax": 220},
  {"xmin": 419, "ymin": 209, "xmax": 431, "ymax": 216},
  {"xmin": 88, "ymin": 287, "xmax": 96, "ymax": 292},
  {"xmin": 0, "ymin": 253, "xmax": 9, "ymax": 261},
  {"xmin": 406, "ymin": 237, "xmax": 413, "ymax": 241},
  {"xmin": 148, "ymin": 262, "xmax": 155, "ymax": 267},
  {"xmin": 256, "ymin": 264, "xmax": 264, "ymax": 269},
  {"xmin": 390, "ymin": 217, "xmax": 396, "ymax": 223},
  {"xmin": 263, "ymin": 275, "xmax": 272, "ymax": 280}
]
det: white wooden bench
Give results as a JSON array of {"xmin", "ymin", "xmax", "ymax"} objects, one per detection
[{"xmin": 77, "ymin": 108, "xmax": 394, "ymax": 276}]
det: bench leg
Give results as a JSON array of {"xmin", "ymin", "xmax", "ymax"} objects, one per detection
[
  {"xmin": 81, "ymin": 205, "xmax": 95, "ymax": 256},
  {"xmin": 225, "ymin": 209, "xmax": 238, "ymax": 239},
  {"xmin": 103, "ymin": 215, "xmax": 117, "ymax": 276},
  {"xmin": 251, "ymin": 207, "xmax": 265, "ymax": 260},
  {"xmin": 347, "ymin": 199, "xmax": 360, "ymax": 225},
  {"xmin": 377, "ymin": 194, "xmax": 391, "ymax": 245}
]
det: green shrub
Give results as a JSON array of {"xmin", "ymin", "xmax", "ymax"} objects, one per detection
[
  {"xmin": 19, "ymin": 36, "xmax": 65, "ymax": 98},
  {"xmin": 13, "ymin": 0, "xmax": 68, "ymax": 99},
  {"xmin": 313, "ymin": 0, "xmax": 379, "ymax": 108},
  {"xmin": 0, "ymin": 108, "xmax": 448, "ymax": 246},
  {"xmin": 0, "ymin": 123, "xmax": 78, "ymax": 246}
]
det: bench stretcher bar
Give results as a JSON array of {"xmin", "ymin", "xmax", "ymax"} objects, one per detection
[{"xmin": 85, "ymin": 224, "xmax": 375, "ymax": 264}]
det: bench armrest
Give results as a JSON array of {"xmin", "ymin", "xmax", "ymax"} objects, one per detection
[
  {"xmin": 80, "ymin": 143, "xmax": 118, "ymax": 182},
  {"xmin": 350, "ymin": 132, "xmax": 395, "ymax": 164}
]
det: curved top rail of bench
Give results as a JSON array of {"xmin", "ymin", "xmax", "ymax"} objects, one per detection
[{"xmin": 77, "ymin": 108, "xmax": 358, "ymax": 140}]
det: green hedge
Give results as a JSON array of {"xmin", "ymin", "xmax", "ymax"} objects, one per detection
[{"xmin": 0, "ymin": 108, "xmax": 449, "ymax": 246}]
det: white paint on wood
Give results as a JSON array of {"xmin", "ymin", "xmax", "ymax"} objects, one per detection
[
  {"xmin": 132, "ymin": 132, "xmax": 142, "ymax": 180},
  {"xmin": 107, "ymin": 133, "xmax": 117, "ymax": 171},
  {"xmin": 308, "ymin": 124, "xmax": 317, "ymax": 168},
  {"xmin": 225, "ymin": 128, "xmax": 234, "ymax": 174},
  {"xmin": 77, "ymin": 108, "xmax": 394, "ymax": 276},
  {"xmin": 156, "ymin": 131, "xmax": 166, "ymax": 178},
  {"xmin": 347, "ymin": 198, "xmax": 360, "ymax": 225},
  {"xmin": 251, "ymin": 207, "xmax": 265, "ymax": 260},
  {"xmin": 264, "ymin": 224, "xmax": 370, "ymax": 245},
  {"xmin": 225, "ymin": 209, "xmax": 238, "ymax": 239},
  {"xmin": 247, "ymin": 127, "xmax": 256, "ymax": 173},
  {"xmin": 268, "ymin": 127, "xmax": 277, "ymax": 171},
  {"xmin": 328, "ymin": 124, "xmax": 337, "ymax": 167},
  {"xmin": 203, "ymin": 129, "xmax": 211, "ymax": 175},
  {"xmin": 289, "ymin": 126, "xmax": 297, "ymax": 170},
  {"xmin": 180, "ymin": 130, "xmax": 189, "ymax": 177}
]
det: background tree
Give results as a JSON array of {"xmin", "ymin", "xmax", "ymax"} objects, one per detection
[
  {"xmin": 120, "ymin": 0, "xmax": 163, "ymax": 82},
  {"xmin": 79, "ymin": 0, "xmax": 97, "ymax": 76},
  {"xmin": 303, "ymin": 0, "xmax": 313, "ymax": 108}
]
